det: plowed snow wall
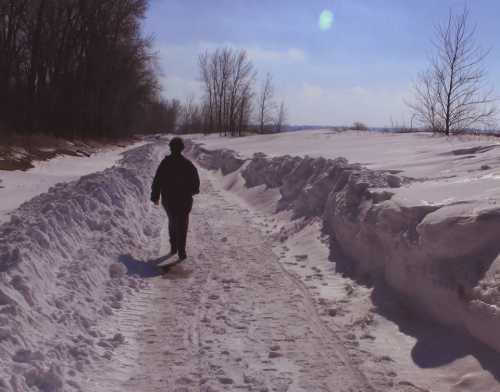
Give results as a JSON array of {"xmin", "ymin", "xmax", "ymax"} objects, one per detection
[
  {"xmin": 189, "ymin": 143, "xmax": 500, "ymax": 353},
  {"xmin": 0, "ymin": 143, "xmax": 164, "ymax": 392}
]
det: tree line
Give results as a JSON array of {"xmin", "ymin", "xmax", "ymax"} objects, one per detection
[
  {"xmin": 4, "ymin": 2, "xmax": 493, "ymax": 139},
  {"xmin": 177, "ymin": 47, "xmax": 287, "ymax": 136},
  {"xmin": 0, "ymin": 0, "xmax": 177, "ymax": 138}
]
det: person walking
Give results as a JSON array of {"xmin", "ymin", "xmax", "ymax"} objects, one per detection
[{"xmin": 151, "ymin": 137, "xmax": 200, "ymax": 261}]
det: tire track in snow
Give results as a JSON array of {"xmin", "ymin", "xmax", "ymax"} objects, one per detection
[{"xmin": 86, "ymin": 168, "xmax": 379, "ymax": 391}]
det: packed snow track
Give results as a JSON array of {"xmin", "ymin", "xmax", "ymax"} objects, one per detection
[{"xmin": 87, "ymin": 166, "xmax": 381, "ymax": 392}]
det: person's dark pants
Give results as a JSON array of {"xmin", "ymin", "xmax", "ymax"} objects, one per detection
[{"xmin": 165, "ymin": 204, "xmax": 191, "ymax": 257}]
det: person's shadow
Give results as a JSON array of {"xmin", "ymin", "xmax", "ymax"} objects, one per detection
[{"xmin": 117, "ymin": 253, "xmax": 176, "ymax": 278}]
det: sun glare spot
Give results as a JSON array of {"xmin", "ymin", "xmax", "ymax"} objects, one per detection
[{"xmin": 318, "ymin": 10, "xmax": 333, "ymax": 31}]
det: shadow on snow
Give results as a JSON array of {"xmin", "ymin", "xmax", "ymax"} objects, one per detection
[
  {"xmin": 117, "ymin": 253, "xmax": 174, "ymax": 278},
  {"xmin": 117, "ymin": 253, "xmax": 192, "ymax": 280}
]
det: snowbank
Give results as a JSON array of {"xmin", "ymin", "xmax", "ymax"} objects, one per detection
[
  {"xmin": 0, "ymin": 140, "xmax": 147, "ymax": 224},
  {"xmin": 0, "ymin": 143, "xmax": 165, "ymax": 392},
  {"xmin": 187, "ymin": 134, "xmax": 500, "ymax": 354}
]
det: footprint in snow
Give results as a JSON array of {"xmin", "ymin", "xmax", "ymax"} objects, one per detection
[{"xmin": 218, "ymin": 377, "xmax": 234, "ymax": 385}]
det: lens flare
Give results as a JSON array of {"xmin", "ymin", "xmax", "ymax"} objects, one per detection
[{"xmin": 318, "ymin": 9, "xmax": 333, "ymax": 31}]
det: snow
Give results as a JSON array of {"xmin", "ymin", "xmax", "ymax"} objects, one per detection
[
  {"xmin": 187, "ymin": 130, "xmax": 500, "ymax": 386},
  {"xmin": 192, "ymin": 129, "xmax": 500, "ymax": 205},
  {"xmin": 0, "ymin": 142, "xmax": 166, "ymax": 391},
  {"xmin": 187, "ymin": 160, "xmax": 500, "ymax": 392},
  {"xmin": 2, "ymin": 130, "xmax": 500, "ymax": 391},
  {"xmin": 191, "ymin": 129, "xmax": 499, "ymax": 176},
  {"xmin": 85, "ymin": 169, "xmax": 379, "ymax": 391},
  {"xmin": 0, "ymin": 140, "xmax": 147, "ymax": 224}
]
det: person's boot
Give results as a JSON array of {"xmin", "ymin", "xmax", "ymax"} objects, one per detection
[
  {"xmin": 169, "ymin": 243, "xmax": 177, "ymax": 255},
  {"xmin": 178, "ymin": 251, "xmax": 187, "ymax": 261}
]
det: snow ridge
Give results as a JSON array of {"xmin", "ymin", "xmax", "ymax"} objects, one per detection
[
  {"xmin": 0, "ymin": 143, "xmax": 165, "ymax": 392},
  {"xmin": 189, "ymin": 142, "xmax": 500, "ymax": 354}
]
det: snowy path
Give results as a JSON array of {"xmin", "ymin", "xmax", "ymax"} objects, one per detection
[{"xmin": 86, "ymin": 168, "xmax": 380, "ymax": 392}]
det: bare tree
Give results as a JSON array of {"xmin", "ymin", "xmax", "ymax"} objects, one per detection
[
  {"xmin": 179, "ymin": 95, "xmax": 195, "ymax": 133},
  {"xmin": 141, "ymin": 98, "xmax": 181, "ymax": 133},
  {"xmin": 409, "ymin": 70, "xmax": 442, "ymax": 132},
  {"xmin": 275, "ymin": 101, "xmax": 287, "ymax": 132},
  {"xmin": 351, "ymin": 122, "xmax": 368, "ymax": 131},
  {"xmin": 198, "ymin": 51, "xmax": 214, "ymax": 132},
  {"xmin": 227, "ymin": 50, "xmax": 254, "ymax": 136},
  {"xmin": 198, "ymin": 47, "xmax": 255, "ymax": 136},
  {"xmin": 179, "ymin": 95, "xmax": 203, "ymax": 134},
  {"xmin": 408, "ymin": 7, "xmax": 497, "ymax": 135},
  {"xmin": 257, "ymin": 73, "xmax": 275, "ymax": 133},
  {"xmin": 236, "ymin": 81, "xmax": 254, "ymax": 136}
]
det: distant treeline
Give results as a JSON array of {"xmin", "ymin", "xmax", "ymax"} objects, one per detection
[
  {"xmin": 177, "ymin": 48, "xmax": 287, "ymax": 136},
  {"xmin": 0, "ymin": 0, "xmax": 176, "ymax": 138}
]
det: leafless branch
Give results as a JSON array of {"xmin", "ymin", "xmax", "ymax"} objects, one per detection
[{"xmin": 407, "ymin": 6, "xmax": 497, "ymax": 135}]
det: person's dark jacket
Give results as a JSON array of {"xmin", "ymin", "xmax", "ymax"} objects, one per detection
[{"xmin": 151, "ymin": 153, "xmax": 200, "ymax": 211}]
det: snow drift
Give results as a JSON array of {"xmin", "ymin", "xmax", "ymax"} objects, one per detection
[
  {"xmin": 0, "ymin": 143, "xmax": 164, "ymax": 392},
  {"xmin": 188, "ymin": 141, "xmax": 500, "ymax": 354}
]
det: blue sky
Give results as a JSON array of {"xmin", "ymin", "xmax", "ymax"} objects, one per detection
[{"xmin": 144, "ymin": 0, "xmax": 500, "ymax": 126}]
